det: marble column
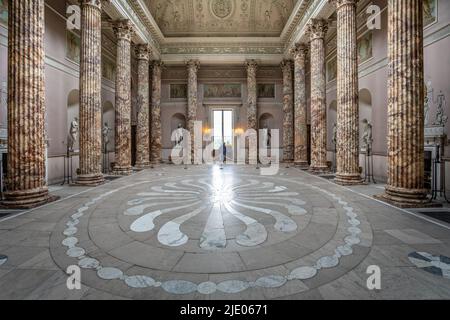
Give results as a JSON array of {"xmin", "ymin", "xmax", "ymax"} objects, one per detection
[
  {"xmin": 151, "ymin": 60, "xmax": 163, "ymax": 164},
  {"xmin": 378, "ymin": 0, "xmax": 428, "ymax": 207},
  {"xmin": 112, "ymin": 20, "xmax": 134, "ymax": 175},
  {"xmin": 308, "ymin": 19, "xmax": 329, "ymax": 173},
  {"xmin": 77, "ymin": 0, "xmax": 104, "ymax": 186},
  {"xmin": 3, "ymin": 0, "xmax": 51, "ymax": 208},
  {"xmin": 281, "ymin": 59, "xmax": 294, "ymax": 163},
  {"xmin": 246, "ymin": 60, "xmax": 258, "ymax": 164},
  {"xmin": 292, "ymin": 43, "xmax": 309, "ymax": 168},
  {"xmin": 186, "ymin": 60, "xmax": 200, "ymax": 163},
  {"xmin": 134, "ymin": 44, "xmax": 151, "ymax": 168},
  {"xmin": 333, "ymin": 0, "xmax": 363, "ymax": 185}
]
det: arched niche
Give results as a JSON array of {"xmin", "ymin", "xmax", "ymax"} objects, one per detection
[
  {"xmin": 259, "ymin": 113, "xmax": 275, "ymax": 129},
  {"xmin": 359, "ymin": 88, "xmax": 373, "ymax": 140},
  {"xmin": 102, "ymin": 101, "xmax": 115, "ymax": 152},
  {"xmin": 171, "ymin": 113, "xmax": 186, "ymax": 137},
  {"xmin": 67, "ymin": 89, "xmax": 79, "ymax": 151}
]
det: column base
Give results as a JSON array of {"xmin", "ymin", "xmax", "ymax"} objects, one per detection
[
  {"xmin": 375, "ymin": 186, "xmax": 438, "ymax": 208},
  {"xmin": 75, "ymin": 173, "xmax": 105, "ymax": 187},
  {"xmin": 1, "ymin": 187, "xmax": 59, "ymax": 209},
  {"xmin": 294, "ymin": 161, "xmax": 309, "ymax": 169},
  {"xmin": 135, "ymin": 162, "xmax": 151, "ymax": 169},
  {"xmin": 334, "ymin": 173, "xmax": 364, "ymax": 186},
  {"xmin": 112, "ymin": 165, "xmax": 133, "ymax": 176},
  {"xmin": 309, "ymin": 165, "xmax": 331, "ymax": 175}
]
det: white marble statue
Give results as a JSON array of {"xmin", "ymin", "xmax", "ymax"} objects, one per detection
[
  {"xmin": 68, "ymin": 117, "xmax": 79, "ymax": 152},
  {"xmin": 361, "ymin": 119, "xmax": 373, "ymax": 154},
  {"xmin": 174, "ymin": 123, "xmax": 184, "ymax": 146},
  {"xmin": 102, "ymin": 122, "xmax": 112, "ymax": 150}
]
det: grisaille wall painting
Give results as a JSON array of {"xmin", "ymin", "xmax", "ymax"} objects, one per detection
[
  {"xmin": 357, "ymin": 32, "xmax": 373, "ymax": 64},
  {"xmin": 102, "ymin": 57, "xmax": 116, "ymax": 82},
  {"xmin": 147, "ymin": 0, "xmax": 296, "ymax": 37},
  {"xmin": 66, "ymin": 31, "xmax": 80, "ymax": 64},
  {"xmin": 258, "ymin": 84, "xmax": 276, "ymax": 98},
  {"xmin": 327, "ymin": 57, "xmax": 337, "ymax": 83},
  {"xmin": 424, "ymin": 0, "xmax": 437, "ymax": 26},
  {"xmin": 204, "ymin": 84, "xmax": 242, "ymax": 98},
  {"xmin": 170, "ymin": 84, "xmax": 188, "ymax": 99},
  {"xmin": 0, "ymin": 0, "xmax": 7, "ymax": 26}
]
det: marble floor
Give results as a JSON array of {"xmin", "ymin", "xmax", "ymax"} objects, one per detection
[{"xmin": 0, "ymin": 164, "xmax": 450, "ymax": 300}]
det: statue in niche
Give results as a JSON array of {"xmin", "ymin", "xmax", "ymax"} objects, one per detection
[
  {"xmin": 102, "ymin": 122, "xmax": 112, "ymax": 152},
  {"xmin": 433, "ymin": 91, "xmax": 448, "ymax": 127},
  {"xmin": 332, "ymin": 123, "xmax": 337, "ymax": 151},
  {"xmin": 261, "ymin": 122, "xmax": 271, "ymax": 147},
  {"xmin": 174, "ymin": 123, "xmax": 184, "ymax": 146},
  {"xmin": 68, "ymin": 117, "xmax": 79, "ymax": 152},
  {"xmin": 361, "ymin": 119, "xmax": 373, "ymax": 155}
]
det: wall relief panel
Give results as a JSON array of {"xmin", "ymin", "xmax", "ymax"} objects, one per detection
[
  {"xmin": 357, "ymin": 32, "xmax": 373, "ymax": 64},
  {"xmin": 66, "ymin": 31, "xmax": 80, "ymax": 64},
  {"xmin": 170, "ymin": 84, "xmax": 188, "ymax": 99},
  {"xmin": 258, "ymin": 84, "xmax": 276, "ymax": 98},
  {"xmin": 204, "ymin": 83, "xmax": 242, "ymax": 98},
  {"xmin": 0, "ymin": 0, "xmax": 7, "ymax": 26},
  {"xmin": 424, "ymin": 0, "xmax": 437, "ymax": 27}
]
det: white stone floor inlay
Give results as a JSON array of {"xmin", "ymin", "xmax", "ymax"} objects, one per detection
[{"xmin": 55, "ymin": 166, "xmax": 370, "ymax": 296}]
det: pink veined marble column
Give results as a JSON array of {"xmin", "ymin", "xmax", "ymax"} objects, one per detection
[
  {"xmin": 112, "ymin": 20, "xmax": 134, "ymax": 175},
  {"xmin": 308, "ymin": 19, "xmax": 329, "ymax": 173},
  {"xmin": 378, "ymin": 0, "xmax": 428, "ymax": 207},
  {"xmin": 186, "ymin": 60, "xmax": 200, "ymax": 163},
  {"xmin": 134, "ymin": 44, "xmax": 151, "ymax": 168},
  {"xmin": 281, "ymin": 59, "xmax": 294, "ymax": 163},
  {"xmin": 3, "ymin": 0, "xmax": 51, "ymax": 208},
  {"xmin": 246, "ymin": 60, "xmax": 258, "ymax": 164},
  {"xmin": 292, "ymin": 43, "xmax": 309, "ymax": 168},
  {"xmin": 151, "ymin": 60, "xmax": 163, "ymax": 164},
  {"xmin": 77, "ymin": 0, "xmax": 104, "ymax": 186},
  {"xmin": 332, "ymin": 0, "xmax": 363, "ymax": 185}
]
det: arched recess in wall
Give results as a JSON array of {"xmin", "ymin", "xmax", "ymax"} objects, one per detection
[
  {"xmin": 67, "ymin": 89, "xmax": 79, "ymax": 151},
  {"xmin": 259, "ymin": 113, "xmax": 275, "ymax": 129},
  {"xmin": 170, "ymin": 113, "xmax": 186, "ymax": 144},
  {"xmin": 328, "ymin": 100, "xmax": 337, "ymax": 150},
  {"xmin": 359, "ymin": 88, "xmax": 373, "ymax": 145},
  {"xmin": 102, "ymin": 101, "xmax": 115, "ymax": 153}
]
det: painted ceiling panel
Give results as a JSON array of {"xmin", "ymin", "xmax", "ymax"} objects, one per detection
[{"xmin": 146, "ymin": 0, "xmax": 297, "ymax": 37}]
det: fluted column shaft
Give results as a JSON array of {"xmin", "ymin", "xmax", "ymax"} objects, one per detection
[
  {"xmin": 308, "ymin": 19, "xmax": 329, "ymax": 172},
  {"xmin": 151, "ymin": 61, "xmax": 163, "ymax": 164},
  {"xmin": 187, "ymin": 60, "xmax": 200, "ymax": 163},
  {"xmin": 246, "ymin": 60, "xmax": 258, "ymax": 164},
  {"xmin": 3, "ymin": 0, "xmax": 50, "ymax": 208},
  {"xmin": 381, "ymin": 0, "xmax": 427, "ymax": 206},
  {"xmin": 292, "ymin": 44, "xmax": 309, "ymax": 167},
  {"xmin": 135, "ymin": 44, "xmax": 151, "ymax": 168},
  {"xmin": 281, "ymin": 59, "xmax": 294, "ymax": 163},
  {"xmin": 333, "ymin": 0, "xmax": 363, "ymax": 185},
  {"xmin": 112, "ymin": 20, "xmax": 133, "ymax": 175},
  {"xmin": 77, "ymin": 0, "xmax": 104, "ymax": 186}
]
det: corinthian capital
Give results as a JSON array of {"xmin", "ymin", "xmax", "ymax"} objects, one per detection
[
  {"xmin": 329, "ymin": 0, "xmax": 358, "ymax": 10},
  {"xmin": 186, "ymin": 59, "xmax": 200, "ymax": 72},
  {"xmin": 307, "ymin": 19, "xmax": 329, "ymax": 41},
  {"xmin": 135, "ymin": 44, "xmax": 151, "ymax": 61},
  {"xmin": 290, "ymin": 43, "xmax": 308, "ymax": 60},
  {"xmin": 280, "ymin": 59, "xmax": 293, "ymax": 73},
  {"xmin": 245, "ymin": 59, "xmax": 258, "ymax": 72},
  {"xmin": 113, "ymin": 20, "xmax": 134, "ymax": 41},
  {"xmin": 80, "ymin": 0, "xmax": 102, "ymax": 10}
]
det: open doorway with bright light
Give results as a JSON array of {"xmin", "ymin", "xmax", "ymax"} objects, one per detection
[{"xmin": 212, "ymin": 109, "xmax": 234, "ymax": 163}]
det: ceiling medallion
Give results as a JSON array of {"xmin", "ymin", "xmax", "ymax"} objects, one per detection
[{"xmin": 211, "ymin": 0, "xmax": 234, "ymax": 19}]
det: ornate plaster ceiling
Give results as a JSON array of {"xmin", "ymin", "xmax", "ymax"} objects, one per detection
[{"xmin": 146, "ymin": 0, "xmax": 297, "ymax": 37}]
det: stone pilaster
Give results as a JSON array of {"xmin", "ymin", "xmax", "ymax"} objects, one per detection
[
  {"xmin": 378, "ymin": 0, "xmax": 428, "ymax": 207},
  {"xmin": 281, "ymin": 59, "xmax": 294, "ymax": 163},
  {"xmin": 292, "ymin": 43, "xmax": 309, "ymax": 168},
  {"xmin": 151, "ymin": 60, "xmax": 163, "ymax": 164},
  {"xmin": 3, "ymin": 0, "xmax": 51, "ymax": 208},
  {"xmin": 332, "ymin": 0, "xmax": 363, "ymax": 185},
  {"xmin": 308, "ymin": 19, "xmax": 329, "ymax": 173},
  {"xmin": 186, "ymin": 60, "xmax": 200, "ymax": 163},
  {"xmin": 246, "ymin": 60, "xmax": 258, "ymax": 164},
  {"xmin": 77, "ymin": 0, "xmax": 104, "ymax": 186},
  {"xmin": 134, "ymin": 44, "xmax": 151, "ymax": 168},
  {"xmin": 112, "ymin": 20, "xmax": 134, "ymax": 175}
]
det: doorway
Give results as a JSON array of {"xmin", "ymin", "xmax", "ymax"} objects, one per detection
[{"xmin": 212, "ymin": 109, "xmax": 234, "ymax": 161}]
